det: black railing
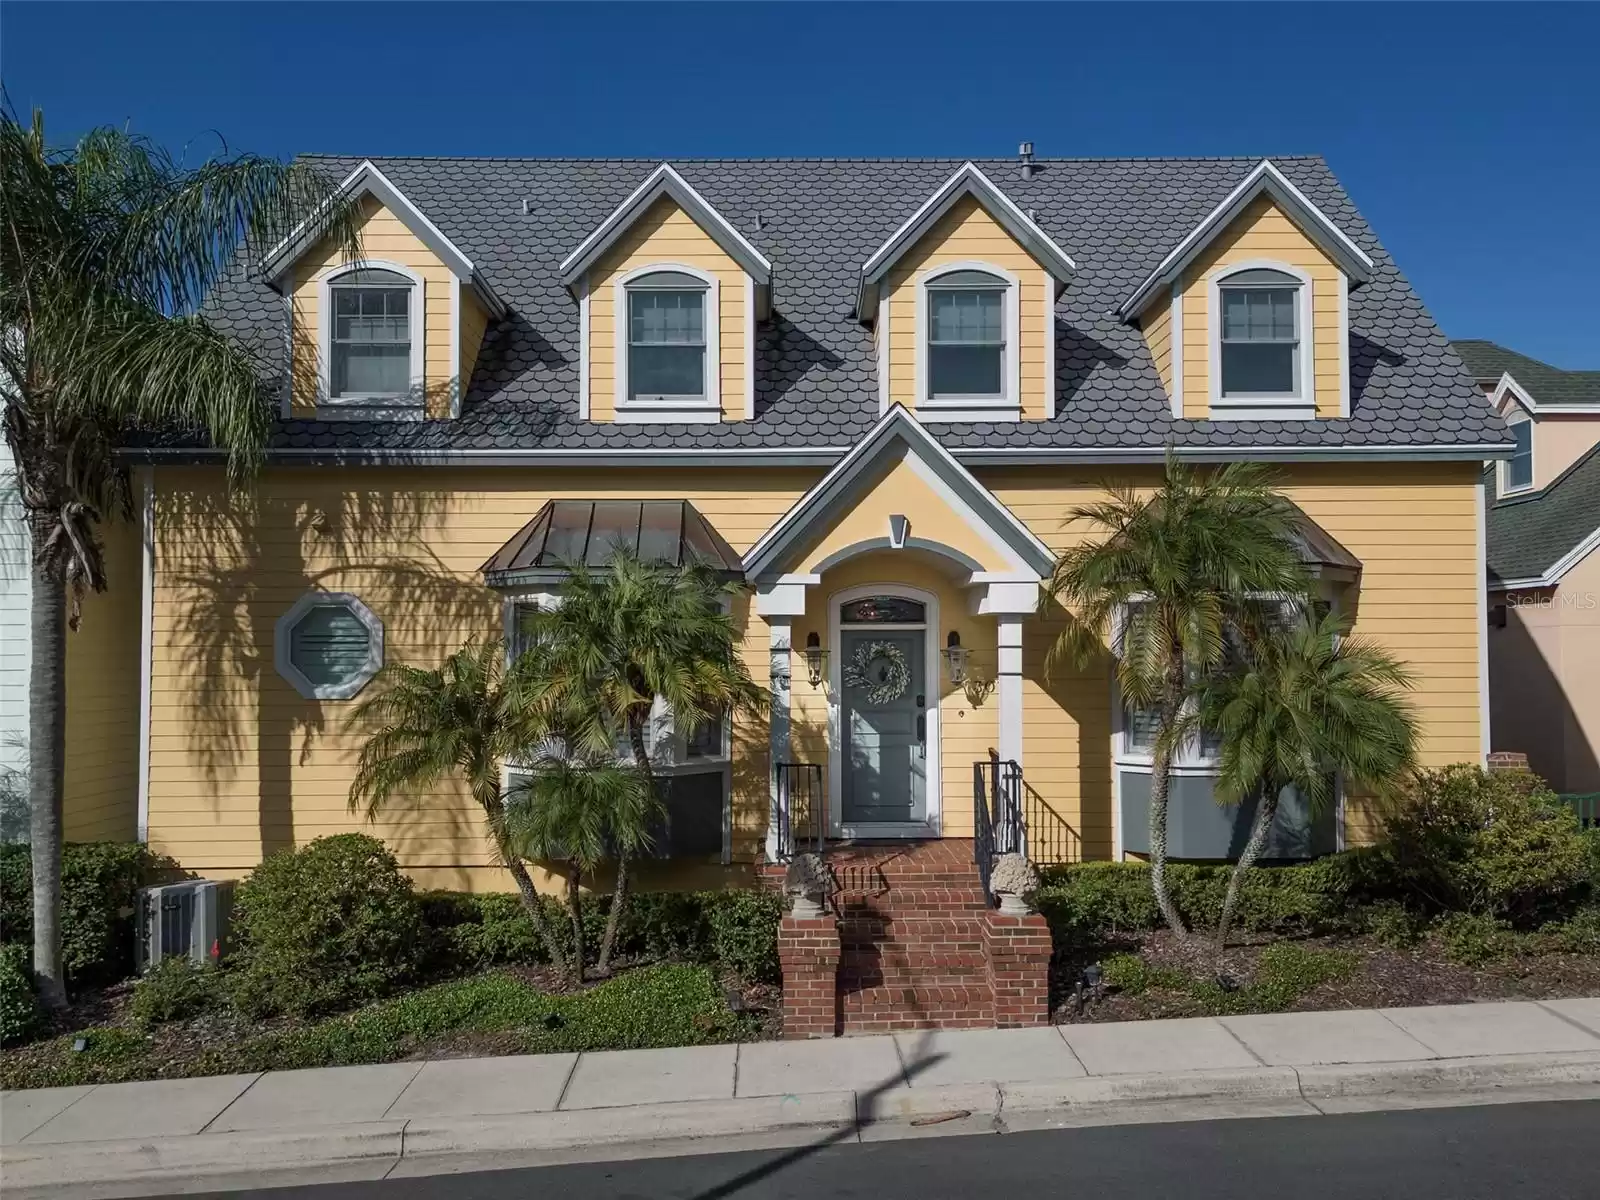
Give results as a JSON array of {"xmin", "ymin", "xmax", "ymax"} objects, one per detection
[
  {"xmin": 775, "ymin": 761, "xmax": 825, "ymax": 860},
  {"xmin": 974, "ymin": 750, "xmax": 1024, "ymax": 899}
]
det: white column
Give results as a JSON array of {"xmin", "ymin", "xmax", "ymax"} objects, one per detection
[
  {"xmin": 996, "ymin": 617, "xmax": 1024, "ymax": 769},
  {"xmin": 997, "ymin": 616, "xmax": 1025, "ymax": 856},
  {"xmin": 765, "ymin": 617, "xmax": 792, "ymax": 862}
]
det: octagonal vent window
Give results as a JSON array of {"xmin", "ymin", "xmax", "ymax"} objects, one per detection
[{"xmin": 275, "ymin": 593, "xmax": 383, "ymax": 700}]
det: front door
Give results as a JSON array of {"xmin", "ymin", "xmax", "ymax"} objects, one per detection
[{"xmin": 840, "ymin": 629, "xmax": 927, "ymax": 825}]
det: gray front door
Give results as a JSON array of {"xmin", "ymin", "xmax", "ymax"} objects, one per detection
[{"xmin": 841, "ymin": 630, "xmax": 927, "ymax": 825}]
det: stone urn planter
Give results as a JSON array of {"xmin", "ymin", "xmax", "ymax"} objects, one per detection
[
  {"xmin": 989, "ymin": 852, "xmax": 1040, "ymax": 915},
  {"xmin": 784, "ymin": 851, "xmax": 832, "ymax": 919}
]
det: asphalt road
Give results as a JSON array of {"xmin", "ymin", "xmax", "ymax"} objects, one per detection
[{"xmin": 183, "ymin": 1100, "xmax": 1600, "ymax": 1200}]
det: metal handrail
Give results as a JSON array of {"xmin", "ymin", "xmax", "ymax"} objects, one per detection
[
  {"xmin": 974, "ymin": 749, "xmax": 1025, "ymax": 899},
  {"xmin": 1560, "ymin": 792, "xmax": 1600, "ymax": 830},
  {"xmin": 775, "ymin": 761, "xmax": 825, "ymax": 860}
]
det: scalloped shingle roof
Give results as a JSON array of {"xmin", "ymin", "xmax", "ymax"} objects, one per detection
[{"xmin": 197, "ymin": 155, "xmax": 1510, "ymax": 458}]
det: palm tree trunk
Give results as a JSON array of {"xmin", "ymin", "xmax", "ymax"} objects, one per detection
[
  {"xmin": 597, "ymin": 713, "xmax": 649, "ymax": 974},
  {"xmin": 566, "ymin": 864, "xmax": 586, "ymax": 984},
  {"xmin": 28, "ymin": 566, "xmax": 68, "ymax": 1010},
  {"xmin": 1148, "ymin": 672, "xmax": 1189, "ymax": 942},
  {"xmin": 1216, "ymin": 785, "xmax": 1280, "ymax": 951},
  {"xmin": 501, "ymin": 850, "xmax": 569, "ymax": 975}
]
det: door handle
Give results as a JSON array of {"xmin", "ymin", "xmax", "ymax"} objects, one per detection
[{"xmin": 916, "ymin": 713, "xmax": 926, "ymax": 743}]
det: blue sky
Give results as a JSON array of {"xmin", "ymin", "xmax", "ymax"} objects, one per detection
[{"xmin": 3, "ymin": 2, "xmax": 1596, "ymax": 367}]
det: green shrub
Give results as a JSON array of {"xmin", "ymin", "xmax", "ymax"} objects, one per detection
[
  {"xmin": 229, "ymin": 834, "xmax": 425, "ymax": 1017},
  {"xmin": 1431, "ymin": 911, "xmax": 1515, "ymax": 965},
  {"xmin": 0, "ymin": 842, "xmax": 153, "ymax": 985},
  {"xmin": 1363, "ymin": 900, "xmax": 1428, "ymax": 948},
  {"xmin": 131, "ymin": 959, "xmax": 220, "ymax": 1026},
  {"xmin": 0, "ymin": 943, "xmax": 42, "ymax": 1045},
  {"xmin": 1377, "ymin": 766, "xmax": 1591, "ymax": 925},
  {"xmin": 1036, "ymin": 856, "xmax": 1363, "ymax": 946},
  {"xmin": 1099, "ymin": 952, "xmax": 1184, "ymax": 996},
  {"xmin": 1537, "ymin": 908, "xmax": 1600, "ymax": 956},
  {"xmin": 706, "ymin": 891, "xmax": 781, "ymax": 983},
  {"xmin": 1244, "ymin": 943, "xmax": 1356, "ymax": 1012}
]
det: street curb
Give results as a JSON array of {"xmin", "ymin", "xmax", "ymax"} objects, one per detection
[{"xmin": 5, "ymin": 1052, "xmax": 1600, "ymax": 1194}]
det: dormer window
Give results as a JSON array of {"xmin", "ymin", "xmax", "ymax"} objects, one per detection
[
  {"xmin": 914, "ymin": 262, "xmax": 1020, "ymax": 421},
  {"xmin": 628, "ymin": 273, "xmax": 707, "ymax": 405},
  {"xmin": 1503, "ymin": 418, "xmax": 1533, "ymax": 493},
  {"xmin": 331, "ymin": 268, "xmax": 414, "ymax": 399},
  {"xmin": 613, "ymin": 264, "xmax": 721, "ymax": 423},
  {"xmin": 928, "ymin": 272, "xmax": 1005, "ymax": 400},
  {"xmin": 317, "ymin": 262, "xmax": 425, "ymax": 410},
  {"xmin": 1219, "ymin": 268, "xmax": 1300, "ymax": 397}
]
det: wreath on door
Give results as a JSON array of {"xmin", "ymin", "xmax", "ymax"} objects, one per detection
[{"xmin": 843, "ymin": 640, "xmax": 912, "ymax": 705}]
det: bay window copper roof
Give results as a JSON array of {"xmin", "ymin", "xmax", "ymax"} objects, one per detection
[{"xmin": 481, "ymin": 500, "xmax": 743, "ymax": 588}]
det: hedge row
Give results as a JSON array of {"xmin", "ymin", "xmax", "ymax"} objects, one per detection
[{"xmin": 0, "ymin": 842, "xmax": 154, "ymax": 985}]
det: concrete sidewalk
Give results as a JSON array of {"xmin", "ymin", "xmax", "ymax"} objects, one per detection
[{"xmin": 5, "ymin": 998, "xmax": 1600, "ymax": 1196}]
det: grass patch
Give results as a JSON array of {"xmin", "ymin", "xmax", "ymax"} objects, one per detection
[{"xmin": 1, "ymin": 964, "xmax": 755, "ymax": 1090}]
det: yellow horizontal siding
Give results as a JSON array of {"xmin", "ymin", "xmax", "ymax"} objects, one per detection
[
  {"xmin": 588, "ymin": 198, "xmax": 748, "ymax": 423},
  {"xmin": 1141, "ymin": 299, "xmax": 1173, "ymax": 402},
  {"xmin": 883, "ymin": 195, "xmax": 1053, "ymax": 420}
]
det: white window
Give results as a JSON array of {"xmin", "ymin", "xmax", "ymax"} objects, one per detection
[
  {"xmin": 318, "ymin": 263, "xmax": 424, "ymax": 411},
  {"xmin": 1503, "ymin": 419, "xmax": 1533, "ymax": 493},
  {"xmin": 274, "ymin": 593, "xmax": 383, "ymax": 700},
  {"xmin": 916, "ymin": 263, "xmax": 1020, "ymax": 420},
  {"xmin": 1219, "ymin": 268, "xmax": 1300, "ymax": 397},
  {"xmin": 614, "ymin": 266, "xmax": 720, "ymax": 422}
]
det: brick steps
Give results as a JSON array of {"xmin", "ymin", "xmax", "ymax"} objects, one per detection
[{"xmin": 776, "ymin": 839, "xmax": 1052, "ymax": 1038}]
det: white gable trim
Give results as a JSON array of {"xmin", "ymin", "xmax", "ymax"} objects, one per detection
[
  {"xmin": 742, "ymin": 405, "xmax": 1055, "ymax": 581},
  {"xmin": 1490, "ymin": 523, "xmax": 1600, "ymax": 592},
  {"xmin": 1117, "ymin": 160, "xmax": 1375, "ymax": 320},
  {"xmin": 1491, "ymin": 372, "xmax": 1600, "ymax": 416},
  {"xmin": 856, "ymin": 162, "xmax": 1076, "ymax": 323},
  {"xmin": 262, "ymin": 161, "xmax": 506, "ymax": 319},
  {"xmin": 558, "ymin": 163, "xmax": 772, "ymax": 293}
]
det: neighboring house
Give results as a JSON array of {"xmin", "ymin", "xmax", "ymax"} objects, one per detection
[
  {"xmin": 0, "ymin": 437, "xmax": 144, "ymax": 844},
  {"xmin": 94, "ymin": 151, "xmax": 1511, "ymax": 903},
  {"xmin": 1455, "ymin": 340, "xmax": 1600, "ymax": 794}
]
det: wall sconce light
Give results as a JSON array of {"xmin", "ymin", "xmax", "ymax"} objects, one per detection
[
  {"xmin": 943, "ymin": 630, "xmax": 969, "ymax": 686},
  {"xmin": 803, "ymin": 631, "xmax": 828, "ymax": 688}
]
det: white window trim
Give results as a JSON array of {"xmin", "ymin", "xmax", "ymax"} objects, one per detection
[
  {"xmin": 914, "ymin": 261, "xmax": 1021, "ymax": 423},
  {"xmin": 614, "ymin": 262, "xmax": 720, "ymax": 424},
  {"xmin": 1498, "ymin": 413, "xmax": 1535, "ymax": 496},
  {"xmin": 274, "ymin": 591, "xmax": 384, "ymax": 701},
  {"xmin": 1208, "ymin": 259, "xmax": 1315, "ymax": 421},
  {"xmin": 316, "ymin": 260, "xmax": 426, "ymax": 416}
]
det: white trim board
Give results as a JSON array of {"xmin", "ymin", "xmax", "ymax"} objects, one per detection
[
  {"xmin": 262, "ymin": 159, "xmax": 506, "ymax": 319},
  {"xmin": 559, "ymin": 163, "xmax": 771, "ymax": 293},
  {"xmin": 1117, "ymin": 159, "xmax": 1374, "ymax": 320},
  {"xmin": 743, "ymin": 404, "xmax": 1056, "ymax": 580},
  {"xmin": 1491, "ymin": 371, "xmax": 1600, "ymax": 417},
  {"xmin": 856, "ymin": 162, "xmax": 1075, "ymax": 323}
]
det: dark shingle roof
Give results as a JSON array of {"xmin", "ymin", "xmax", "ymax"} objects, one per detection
[
  {"xmin": 1453, "ymin": 340, "xmax": 1600, "ymax": 407},
  {"xmin": 196, "ymin": 156, "xmax": 1510, "ymax": 458},
  {"xmin": 1486, "ymin": 444, "xmax": 1600, "ymax": 584}
]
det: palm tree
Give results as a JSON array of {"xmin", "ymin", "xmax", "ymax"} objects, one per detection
[
  {"xmin": 347, "ymin": 638, "xmax": 569, "ymax": 974},
  {"xmin": 1191, "ymin": 607, "xmax": 1418, "ymax": 948},
  {"xmin": 1047, "ymin": 455, "xmax": 1307, "ymax": 940},
  {"xmin": 1, "ymin": 108, "xmax": 358, "ymax": 1006},
  {"xmin": 506, "ymin": 751, "xmax": 658, "ymax": 983},
  {"xmin": 517, "ymin": 551, "xmax": 766, "ymax": 973}
]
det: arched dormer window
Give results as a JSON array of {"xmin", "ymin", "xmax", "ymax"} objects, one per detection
[
  {"xmin": 1209, "ymin": 263, "xmax": 1313, "ymax": 417},
  {"xmin": 319, "ymin": 262, "xmax": 424, "ymax": 406},
  {"xmin": 615, "ymin": 264, "xmax": 720, "ymax": 423},
  {"xmin": 916, "ymin": 263, "xmax": 1020, "ymax": 421}
]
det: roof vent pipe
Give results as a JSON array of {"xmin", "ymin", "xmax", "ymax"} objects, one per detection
[{"xmin": 1019, "ymin": 141, "xmax": 1036, "ymax": 180}]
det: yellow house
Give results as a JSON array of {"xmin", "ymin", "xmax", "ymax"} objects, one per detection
[{"xmin": 98, "ymin": 152, "xmax": 1512, "ymax": 908}]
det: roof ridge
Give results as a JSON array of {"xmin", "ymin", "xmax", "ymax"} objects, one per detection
[{"xmin": 296, "ymin": 152, "xmax": 1327, "ymax": 165}]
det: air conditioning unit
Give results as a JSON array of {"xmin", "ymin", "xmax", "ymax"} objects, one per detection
[{"xmin": 136, "ymin": 880, "xmax": 235, "ymax": 970}]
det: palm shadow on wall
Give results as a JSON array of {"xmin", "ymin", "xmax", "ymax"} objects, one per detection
[{"xmin": 158, "ymin": 481, "xmax": 495, "ymax": 867}]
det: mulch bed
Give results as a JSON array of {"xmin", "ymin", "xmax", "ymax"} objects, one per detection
[{"xmin": 1051, "ymin": 929, "xmax": 1600, "ymax": 1024}]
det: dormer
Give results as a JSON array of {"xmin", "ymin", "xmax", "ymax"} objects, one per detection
[
  {"xmin": 857, "ymin": 164, "xmax": 1075, "ymax": 423},
  {"xmin": 1119, "ymin": 160, "xmax": 1374, "ymax": 422},
  {"xmin": 261, "ymin": 161, "xmax": 506, "ymax": 421},
  {"xmin": 1484, "ymin": 368, "xmax": 1600, "ymax": 497},
  {"xmin": 560, "ymin": 164, "xmax": 771, "ymax": 424}
]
